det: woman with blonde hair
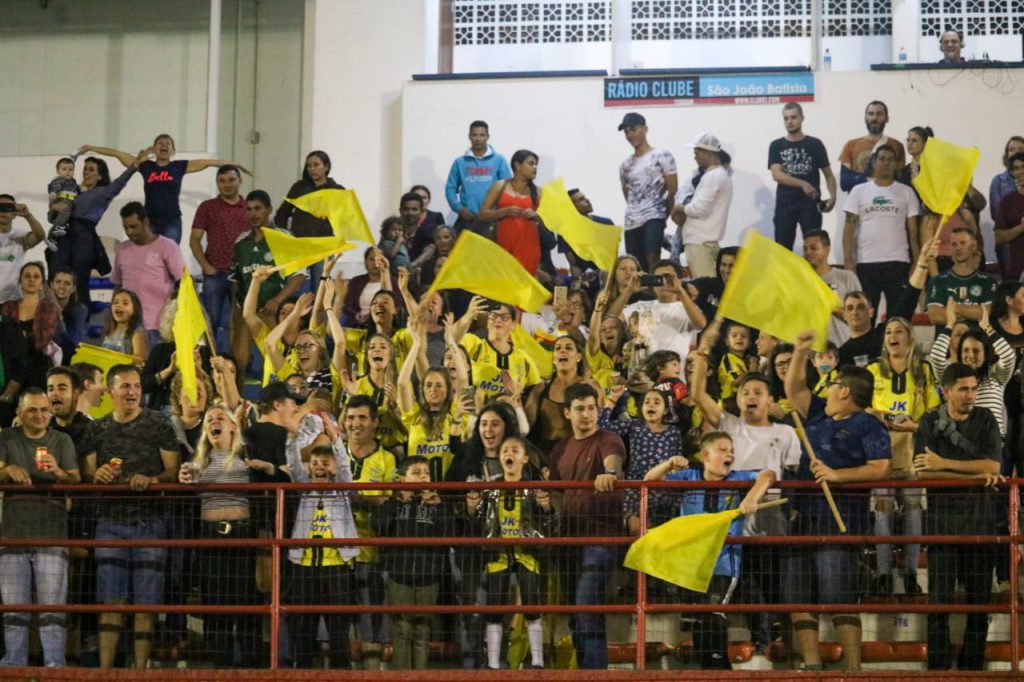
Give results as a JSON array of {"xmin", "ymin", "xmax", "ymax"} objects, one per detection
[
  {"xmin": 179, "ymin": 404, "xmax": 274, "ymax": 667},
  {"xmin": 866, "ymin": 316, "xmax": 940, "ymax": 595}
]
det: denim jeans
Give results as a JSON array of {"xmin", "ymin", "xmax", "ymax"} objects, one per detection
[
  {"xmin": 573, "ymin": 545, "xmax": 615, "ymax": 669},
  {"xmin": 0, "ymin": 548, "xmax": 69, "ymax": 667},
  {"xmin": 151, "ymin": 217, "xmax": 183, "ymax": 245},
  {"xmin": 94, "ymin": 519, "xmax": 167, "ymax": 605},
  {"xmin": 201, "ymin": 272, "xmax": 233, "ymax": 354},
  {"xmin": 773, "ymin": 196, "xmax": 822, "ymax": 250}
]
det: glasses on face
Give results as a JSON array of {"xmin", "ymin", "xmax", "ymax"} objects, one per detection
[
  {"xmin": 488, "ymin": 313, "xmax": 512, "ymax": 322},
  {"xmin": 294, "ymin": 342, "xmax": 318, "ymax": 351}
]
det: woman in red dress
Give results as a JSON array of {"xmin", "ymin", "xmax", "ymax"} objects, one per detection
[{"xmin": 479, "ymin": 150, "xmax": 542, "ymax": 275}]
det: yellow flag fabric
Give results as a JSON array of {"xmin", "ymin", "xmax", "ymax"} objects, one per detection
[
  {"xmin": 69, "ymin": 344, "xmax": 134, "ymax": 418},
  {"xmin": 511, "ymin": 325, "xmax": 553, "ymax": 380},
  {"xmin": 428, "ymin": 230, "xmax": 551, "ymax": 313},
  {"xmin": 172, "ymin": 269, "xmax": 207, "ymax": 404},
  {"xmin": 623, "ymin": 509, "xmax": 741, "ymax": 593},
  {"xmin": 284, "ymin": 189, "xmax": 374, "ymax": 244},
  {"xmin": 536, "ymin": 178, "xmax": 623, "ymax": 272},
  {"xmin": 912, "ymin": 137, "xmax": 982, "ymax": 219},
  {"xmin": 718, "ymin": 231, "xmax": 839, "ymax": 352},
  {"xmin": 261, "ymin": 228, "xmax": 355, "ymax": 277}
]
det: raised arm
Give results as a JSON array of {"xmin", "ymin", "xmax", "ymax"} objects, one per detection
[
  {"xmin": 321, "ymin": 280, "xmax": 348, "ymax": 375},
  {"xmin": 690, "ymin": 320, "xmax": 724, "ymax": 426},
  {"xmin": 396, "ymin": 324, "xmax": 421, "ymax": 414},
  {"xmin": 242, "ymin": 266, "xmax": 270, "ymax": 337},
  {"xmin": 588, "ymin": 290, "xmax": 609, "ymax": 357},
  {"xmin": 444, "ymin": 312, "xmax": 469, "ymax": 390},
  {"xmin": 79, "ymin": 144, "xmax": 140, "ymax": 168},
  {"xmin": 607, "ymin": 272, "xmax": 642, "ymax": 319},
  {"xmin": 186, "ymin": 158, "xmax": 252, "ymax": 175},
  {"xmin": 785, "ymin": 330, "xmax": 815, "ymax": 417},
  {"xmin": 644, "ymin": 455, "xmax": 689, "ymax": 481},
  {"xmin": 264, "ymin": 292, "xmax": 313, "ymax": 373},
  {"xmin": 452, "ymin": 295, "xmax": 487, "ymax": 342}
]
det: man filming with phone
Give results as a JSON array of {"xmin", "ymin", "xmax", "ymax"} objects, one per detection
[
  {"xmin": 623, "ymin": 260, "xmax": 706, "ymax": 364},
  {"xmin": 0, "ymin": 194, "xmax": 47, "ymax": 304}
]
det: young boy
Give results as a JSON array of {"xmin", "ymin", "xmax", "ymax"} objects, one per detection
[
  {"xmin": 812, "ymin": 342, "xmax": 840, "ymax": 397},
  {"xmin": 645, "ymin": 431, "xmax": 776, "ymax": 669},
  {"xmin": 47, "ymin": 157, "xmax": 79, "ymax": 243},
  {"xmin": 717, "ymin": 322, "xmax": 757, "ymax": 402},
  {"xmin": 373, "ymin": 455, "xmax": 458, "ymax": 670},
  {"xmin": 467, "ymin": 436, "xmax": 557, "ymax": 670},
  {"xmin": 285, "ymin": 427, "xmax": 359, "ymax": 669}
]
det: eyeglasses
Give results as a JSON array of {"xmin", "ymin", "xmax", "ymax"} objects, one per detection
[
  {"xmin": 488, "ymin": 313, "xmax": 512, "ymax": 322},
  {"xmin": 294, "ymin": 342, "xmax": 319, "ymax": 351}
]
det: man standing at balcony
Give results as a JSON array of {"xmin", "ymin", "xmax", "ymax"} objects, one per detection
[
  {"xmin": 912, "ymin": 363, "xmax": 1001, "ymax": 671},
  {"xmin": 784, "ymin": 330, "xmax": 891, "ymax": 671},
  {"xmin": 548, "ymin": 383, "xmax": 625, "ymax": 670},
  {"xmin": 619, "ymin": 112, "xmax": 678, "ymax": 272},
  {"xmin": 0, "ymin": 389, "xmax": 79, "ymax": 667},
  {"xmin": 445, "ymin": 120, "xmax": 512, "ymax": 234},
  {"xmin": 81, "ymin": 364, "xmax": 179, "ymax": 669},
  {"xmin": 838, "ymin": 101, "xmax": 905, "ymax": 192}
]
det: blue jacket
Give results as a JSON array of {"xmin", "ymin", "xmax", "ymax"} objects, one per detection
[{"xmin": 445, "ymin": 145, "xmax": 512, "ymax": 215}]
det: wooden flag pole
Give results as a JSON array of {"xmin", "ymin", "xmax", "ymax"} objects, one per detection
[
  {"xmin": 791, "ymin": 411, "xmax": 847, "ymax": 533},
  {"xmin": 751, "ymin": 498, "xmax": 788, "ymax": 513}
]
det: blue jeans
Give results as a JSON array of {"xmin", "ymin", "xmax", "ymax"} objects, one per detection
[
  {"xmin": 151, "ymin": 218, "xmax": 183, "ymax": 245},
  {"xmin": 0, "ymin": 548, "xmax": 69, "ymax": 667},
  {"xmin": 773, "ymin": 196, "xmax": 822, "ymax": 250},
  {"xmin": 95, "ymin": 519, "xmax": 167, "ymax": 605},
  {"xmin": 201, "ymin": 272, "xmax": 233, "ymax": 354},
  {"xmin": 573, "ymin": 545, "xmax": 615, "ymax": 669}
]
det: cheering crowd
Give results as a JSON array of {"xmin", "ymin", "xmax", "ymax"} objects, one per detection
[{"xmin": 0, "ymin": 99, "xmax": 1022, "ymax": 672}]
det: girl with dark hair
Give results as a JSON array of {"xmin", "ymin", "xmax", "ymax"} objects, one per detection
[
  {"xmin": 587, "ymin": 290, "xmax": 630, "ymax": 393},
  {"xmin": 275, "ymin": 150, "xmax": 345, "ymax": 284},
  {"xmin": 99, "ymin": 287, "xmax": 149, "ymax": 365},
  {"xmin": 478, "ymin": 149, "xmax": 543, "ymax": 275},
  {"xmin": 47, "ymin": 151, "xmax": 146, "ymax": 306},
  {"xmin": 525, "ymin": 335, "xmax": 602, "ymax": 455},
  {"xmin": 82, "ymin": 136, "xmax": 250, "ymax": 244},
  {"xmin": 49, "ymin": 267, "xmax": 88, "ymax": 345}
]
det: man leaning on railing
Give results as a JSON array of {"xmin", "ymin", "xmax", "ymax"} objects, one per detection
[
  {"xmin": 0, "ymin": 388, "xmax": 79, "ymax": 668},
  {"xmin": 912, "ymin": 362, "xmax": 1003, "ymax": 671}
]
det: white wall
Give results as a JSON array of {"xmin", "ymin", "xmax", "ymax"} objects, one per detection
[{"xmin": 401, "ymin": 67, "xmax": 1021, "ymax": 264}]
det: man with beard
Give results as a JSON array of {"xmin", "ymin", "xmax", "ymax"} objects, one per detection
[
  {"xmin": 284, "ymin": 418, "xmax": 359, "ymax": 669},
  {"xmin": 769, "ymin": 103, "xmax": 836, "ymax": 249},
  {"xmin": 838, "ymin": 101, "xmax": 906, "ymax": 192},
  {"xmin": 80, "ymin": 365, "xmax": 179, "ymax": 669}
]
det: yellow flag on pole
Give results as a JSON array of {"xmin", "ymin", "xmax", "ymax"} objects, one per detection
[
  {"xmin": 624, "ymin": 510, "xmax": 741, "ymax": 593},
  {"xmin": 172, "ymin": 269, "xmax": 207, "ymax": 404},
  {"xmin": 912, "ymin": 137, "xmax": 981, "ymax": 221},
  {"xmin": 717, "ymin": 231, "xmax": 839, "ymax": 351},
  {"xmin": 261, "ymin": 228, "xmax": 355, "ymax": 277},
  {"xmin": 428, "ymin": 230, "xmax": 551, "ymax": 313},
  {"xmin": 69, "ymin": 344, "xmax": 134, "ymax": 418},
  {"xmin": 283, "ymin": 189, "xmax": 374, "ymax": 244},
  {"xmin": 536, "ymin": 178, "xmax": 622, "ymax": 272},
  {"xmin": 511, "ymin": 325, "xmax": 553, "ymax": 380}
]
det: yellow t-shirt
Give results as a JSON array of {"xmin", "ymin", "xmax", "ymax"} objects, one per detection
[
  {"xmin": 350, "ymin": 444, "xmax": 397, "ymax": 563},
  {"xmin": 460, "ymin": 334, "xmax": 540, "ymax": 399},
  {"xmin": 255, "ymin": 322, "xmax": 328, "ymax": 387},
  {"xmin": 716, "ymin": 352, "xmax": 748, "ymax": 401},
  {"xmin": 867, "ymin": 361, "xmax": 941, "ymax": 420},
  {"xmin": 586, "ymin": 347, "xmax": 618, "ymax": 394},
  {"xmin": 300, "ymin": 498, "xmax": 344, "ymax": 567},
  {"xmin": 401, "ymin": 402, "xmax": 465, "ymax": 481},
  {"xmin": 485, "ymin": 490, "xmax": 539, "ymax": 574},
  {"xmin": 353, "ymin": 375, "xmax": 408, "ymax": 450}
]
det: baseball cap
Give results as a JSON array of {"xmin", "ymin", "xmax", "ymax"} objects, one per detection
[
  {"xmin": 687, "ymin": 132, "xmax": 723, "ymax": 153},
  {"xmin": 617, "ymin": 112, "xmax": 646, "ymax": 131},
  {"xmin": 259, "ymin": 381, "xmax": 306, "ymax": 407}
]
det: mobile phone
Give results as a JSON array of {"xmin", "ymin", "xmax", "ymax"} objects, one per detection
[
  {"xmin": 640, "ymin": 274, "xmax": 664, "ymax": 287},
  {"xmin": 553, "ymin": 286, "xmax": 568, "ymax": 307},
  {"xmin": 460, "ymin": 385, "xmax": 477, "ymax": 404}
]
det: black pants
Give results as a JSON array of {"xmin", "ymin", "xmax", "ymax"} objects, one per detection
[
  {"xmin": 45, "ymin": 217, "xmax": 108, "ymax": 307},
  {"xmin": 926, "ymin": 544, "xmax": 994, "ymax": 670},
  {"xmin": 740, "ymin": 545, "xmax": 782, "ymax": 646},
  {"xmin": 484, "ymin": 562, "xmax": 541, "ymax": 624},
  {"xmin": 198, "ymin": 520, "xmax": 262, "ymax": 668},
  {"xmin": 856, "ymin": 261, "xmax": 909, "ymax": 319},
  {"xmin": 683, "ymin": 575, "xmax": 736, "ymax": 670},
  {"xmin": 285, "ymin": 562, "xmax": 354, "ymax": 669},
  {"xmin": 774, "ymin": 197, "xmax": 822, "ymax": 251}
]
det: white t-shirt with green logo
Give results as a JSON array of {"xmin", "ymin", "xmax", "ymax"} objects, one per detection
[{"xmin": 843, "ymin": 180, "xmax": 920, "ymax": 265}]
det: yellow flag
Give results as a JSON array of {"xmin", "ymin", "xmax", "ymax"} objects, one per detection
[
  {"xmin": 912, "ymin": 137, "xmax": 981, "ymax": 220},
  {"xmin": 623, "ymin": 509, "xmax": 740, "ymax": 593},
  {"xmin": 284, "ymin": 189, "xmax": 374, "ymax": 244},
  {"xmin": 428, "ymin": 230, "xmax": 551, "ymax": 313},
  {"xmin": 69, "ymin": 344, "xmax": 134, "ymax": 418},
  {"xmin": 511, "ymin": 325, "xmax": 553, "ymax": 380},
  {"xmin": 537, "ymin": 178, "xmax": 623, "ymax": 272},
  {"xmin": 172, "ymin": 269, "xmax": 207, "ymax": 404},
  {"xmin": 261, "ymin": 228, "xmax": 355, "ymax": 277},
  {"xmin": 718, "ymin": 231, "xmax": 839, "ymax": 352}
]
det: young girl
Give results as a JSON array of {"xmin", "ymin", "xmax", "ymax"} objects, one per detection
[
  {"xmin": 466, "ymin": 436, "xmax": 556, "ymax": 670},
  {"xmin": 100, "ymin": 287, "xmax": 148, "ymax": 365},
  {"xmin": 717, "ymin": 321, "xmax": 756, "ymax": 402},
  {"xmin": 587, "ymin": 290, "xmax": 629, "ymax": 393},
  {"xmin": 341, "ymin": 332, "xmax": 407, "ymax": 453},
  {"xmin": 601, "ymin": 384, "xmax": 682, "ymax": 534},
  {"xmin": 377, "ymin": 216, "xmax": 409, "ymax": 273}
]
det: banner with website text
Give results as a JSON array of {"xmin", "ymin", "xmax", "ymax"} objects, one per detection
[{"xmin": 604, "ymin": 71, "xmax": 814, "ymax": 107}]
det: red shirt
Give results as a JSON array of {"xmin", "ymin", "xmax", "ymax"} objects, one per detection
[
  {"xmin": 996, "ymin": 191, "xmax": 1024, "ymax": 279},
  {"xmin": 192, "ymin": 196, "xmax": 248, "ymax": 272},
  {"xmin": 549, "ymin": 429, "xmax": 626, "ymax": 537}
]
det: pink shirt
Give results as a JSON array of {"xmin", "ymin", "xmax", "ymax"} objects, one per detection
[{"xmin": 112, "ymin": 235, "xmax": 185, "ymax": 330}]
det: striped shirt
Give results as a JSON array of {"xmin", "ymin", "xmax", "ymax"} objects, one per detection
[
  {"xmin": 197, "ymin": 448, "xmax": 251, "ymax": 513},
  {"xmin": 929, "ymin": 330, "xmax": 1014, "ymax": 435}
]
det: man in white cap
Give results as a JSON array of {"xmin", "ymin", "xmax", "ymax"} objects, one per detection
[{"xmin": 671, "ymin": 133, "xmax": 733, "ymax": 279}]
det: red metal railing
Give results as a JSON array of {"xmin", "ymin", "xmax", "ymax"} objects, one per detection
[{"xmin": 0, "ymin": 478, "xmax": 1018, "ymax": 674}]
